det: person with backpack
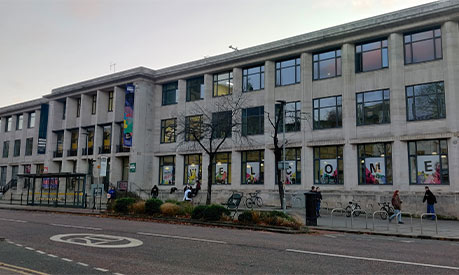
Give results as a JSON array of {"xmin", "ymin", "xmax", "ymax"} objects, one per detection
[
  {"xmin": 151, "ymin": 185, "xmax": 159, "ymax": 198},
  {"xmin": 423, "ymin": 186, "xmax": 437, "ymax": 220},
  {"xmin": 389, "ymin": 190, "xmax": 403, "ymax": 224}
]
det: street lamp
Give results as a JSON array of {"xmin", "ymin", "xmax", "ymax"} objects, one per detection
[{"xmin": 276, "ymin": 100, "xmax": 286, "ymax": 213}]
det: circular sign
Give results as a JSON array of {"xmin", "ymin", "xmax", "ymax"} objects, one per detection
[{"xmin": 50, "ymin": 233, "xmax": 143, "ymax": 248}]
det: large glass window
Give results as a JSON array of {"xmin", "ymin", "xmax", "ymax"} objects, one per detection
[
  {"xmin": 76, "ymin": 98, "xmax": 81, "ymax": 117},
  {"xmin": 186, "ymin": 76, "xmax": 204, "ymax": 101},
  {"xmin": 212, "ymin": 111, "xmax": 232, "ymax": 139},
  {"xmin": 184, "ymin": 154, "xmax": 202, "ymax": 185},
  {"xmin": 277, "ymin": 148, "xmax": 301, "ymax": 185},
  {"xmin": 275, "ymin": 101, "xmax": 301, "ymax": 132},
  {"xmin": 358, "ymin": 143, "xmax": 392, "ymax": 185},
  {"xmin": 13, "ymin": 140, "xmax": 20, "ymax": 157},
  {"xmin": 69, "ymin": 130, "xmax": 78, "ymax": 156},
  {"xmin": 313, "ymin": 49, "xmax": 341, "ymax": 80},
  {"xmin": 409, "ymin": 139, "xmax": 448, "ymax": 185},
  {"xmin": 313, "ymin": 96, "xmax": 342, "ymax": 129},
  {"xmin": 185, "ymin": 115, "xmax": 202, "ymax": 141},
  {"xmin": 212, "ymin": 152, "xmax": 231, "ymax": 185},
  {"xmin": 62, "ymin": 102, "xmax": 66, "ymax": 120},
  {"xmin": 86, "ymin": 127, "xmax": 95, "ymax": 155},
  {"xmin": 243, "ymin": 65, "xmax": 264, "ymax": 92},
  {"xmin": 162, "ymin": 82, "xmax": 178, "ymax": 105},
  {"xmin": 404, "ymin": 27, "xmax": 442, "ymax": 64},
  {"xmin": 159, "ymin": 156, "xmax": 175, "ymax": 185},
  {"xmin": 102, "ymin": 125, "xmax": 111, "ymax": 153},
  {"xmin": 55, "ymin": 131, "xmax": 64, "ymax": 157},
  {"xmin": 5, "ymin": 117, "xmax": 12, "ymax": 132},
  {"xmin": 242, "ymin": 106, "xmax": 264, "ymax": 136},
  {"xmin": 2, "ymin": 141, "xmax": 8, "ymax": 158},
  {"xmin": 16, "ymin": 115, "xmax": 23, "ymax": 130},
  {"xmin": 28, "ymin": 112, "xmax": 35, "ymax": 128},
  {"xmin": 161, "ymin": 118, "xmax": 176, "ymax": 143},
  {"xmin": 0, "ymin": 167, "xmax": 5, "ymax": 186},
  {"xmin": 313, "ymin": 146, "xmax": 344, "ymax": 185},
  {"xmin": 242, "ymin": 150, "xmax": 264, "ymax": 185},
  {"xmin": 406, "ymin": 82, "xmax": 445, "ymax": 121},
  {"xmin": 356, "ymin": 39, "xmax": 388, "ymax": 72},
  {"xmin": 275, "ymin": 58, "xmax": 300, "ymax": 86},
  {"xmin": 108, "ymin": 91, "xmax": 114, "ymax": 112},
  {"xmin": 213, "ymin": 72, "xmax": 233, "ymax": 97},
  {"xmin": 357, "ymin": 89, "xmax": 390, "ymax": 125},
  {"xmin": 91, "ymin": 95, "xmax": 97, "ymax": 115},
  {"xmin": 25, "ymin": 138, "xmax": 33, "ymax": 156}
]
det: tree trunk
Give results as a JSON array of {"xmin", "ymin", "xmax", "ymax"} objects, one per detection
[
  {"xmin": 274, "ymin": 148, "xmax": 285, "ymax": 209},
  {"xmin": 206, "ymin": 159, "xmax": 213, "ymax": 205}
]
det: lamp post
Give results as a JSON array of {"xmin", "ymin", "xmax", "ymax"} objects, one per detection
[{"xmin": 276, "ymin": 100, "xmax": 286, "ymax": 213}]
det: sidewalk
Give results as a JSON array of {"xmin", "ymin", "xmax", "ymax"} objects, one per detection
[{"xmin": 0, "ymin": 202, "xmax": 104, "ymax": 215}]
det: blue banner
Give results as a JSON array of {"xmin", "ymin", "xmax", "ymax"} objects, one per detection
[{"xmin": 123, "ymin": 84, "xmax": 135, "ymax": 147}]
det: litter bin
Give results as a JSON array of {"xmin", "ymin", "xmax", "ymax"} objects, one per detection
[{"xmin": 304, "ymin": 192, "xmax": 318, "ymax": 226}]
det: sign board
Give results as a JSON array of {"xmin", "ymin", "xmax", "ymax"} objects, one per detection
[
  {"xmin": 94, "ymin": 187, "xmax": 103, "ymax": 197},
  {"xmin": 90, "ymin": 183, "xmax": 104, "ymax": 196},
  {"xmin": 117, "ymin": 181, "xmax": 128, "ymax": 192},
  {"xmin": 129, "ymin": 163, "xmax": 136, "ymax": 173},
  {"xmin": 100, "ymin": 156, "xmax": 108, "ymax": 177}
]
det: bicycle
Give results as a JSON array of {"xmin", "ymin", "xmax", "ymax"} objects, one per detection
[
  {"xmin": 244, "ymin": 190, "xmax": 263, "ymax": 209},
  {"xmin": 345, "ymin": 201, "xmax": 361, "ymax": 217},
  {"xmin": 378, "ymin": 201, "xmax": 395, "ymax": 220}
]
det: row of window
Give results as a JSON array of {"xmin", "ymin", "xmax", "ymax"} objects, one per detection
[
  {"xmin": 0, "ymin": 112, "xmax": 35, "ymax": 133},
  {"xmin": 62, "ymin": 91, "xmax": 115, "ymax": 120},
  {"xmin": 158, "ymin": 139, "xmax": 449, "ymax": 186},
  {"xmin": 2, "ymin": 138, "xmax": 34, "ymax": 158},
  {"xmin": 161, "ymin": 27, "xmax": 442, "ymax": 105}
]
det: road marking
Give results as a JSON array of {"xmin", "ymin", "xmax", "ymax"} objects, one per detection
[
  {"xmin": 15, "ymin": 244, "xmax": 23, "ymax": 247},
  {"xmin": 0, "ymin": 261, "xmax": 49, "ymax": 275},
  {"xmin": 47, "ymin": 254, "xmax": 58, "ymax": 258},
  {"xmin": 77, "ymin": 262, "xmax": 89, "ymax": 267},
  {"xmin": 324, "ymin": 234, "xmax": 337, "ymax": 238},
  {"xmin": 94, "ymin": 267, "xmax": 109, "ymax": 272},
  {"xmin": 62, "ymin": 258, "xmax": 73, "ymax": 262},
  {"xmin": 137, "ymin": 232, "xmax": 227, "ymax": 244},
  {"xmin": 36, "ymin": 250, "xmax": 46, "ymax": 254},
  {"xmin": 0, "ymin": 218, "xmax": 27, "ymax": 223},
  {"xmin": 50, "ymin": 233, "xmax": 143, "ymax": 248},
  {"xmin": 25, "ymin": 247, "xmax": 35, "ymax": 251},
  {"xmin": 401, "ymin": 240, "xmax": 413, "ymax": 243},
  {"xmin": 50, "ymin": 223, "xmax": 102, "ymax": 231},
  {"xmin": 113, "ymin": 273, "xmax": 125, "ymax": 275},
  {"xmin": 286, "ymin": 249, "xmax": 459, "ymax": 270}
]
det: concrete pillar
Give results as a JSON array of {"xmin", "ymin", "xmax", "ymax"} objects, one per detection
[
  {"xmin": 264, "ymin": 60, "xmax": 276, "ymax": 188},
  {"xmin": 176, "ymin": 154, "xmax": 185, "ymax": 187},
  {"xmin": 232, "ymin": 150, "xmax": 241, "ymax": 187},
  {"xmin": 302, "ymin": 52, "xmax": 314, "ymax": 189}
]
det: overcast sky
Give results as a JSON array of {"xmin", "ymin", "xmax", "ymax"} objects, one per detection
[{"xmin": 0, "ymin": 0, "xmax": 434, "ymax": 108}]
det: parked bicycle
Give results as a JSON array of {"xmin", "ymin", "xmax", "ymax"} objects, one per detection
[
  {"xmin": 378, "ymin": 201, "xmax": 395, "ymax": 220},
  {"xmin": 345, "ymin": 201, "xmax": 361, "ymax": 217},
  {"xmin": 244, "ymin": 190, "xmax": 263, "ymax": 209}
]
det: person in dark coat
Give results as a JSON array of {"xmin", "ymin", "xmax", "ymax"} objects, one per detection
[
  {"xmin": 316, "ymin": 187, "xmax": 323, "ymax": 217},
  {"xmin": 423, "ymin": 186, "xmax": 437, "ymax": 220},
  {"xmin": 151, "ymin": 185, "xmax": 159, "ymax": 198},
  {"xmin": 389, "ymin": 190, "xmax": 403, "ymax": 224}
]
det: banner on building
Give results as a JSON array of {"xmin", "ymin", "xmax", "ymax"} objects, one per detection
[
  {"xmin": 37, "ymin": 104, "xmax": 49, "ymax": 154},
  {"xmin": 365, "ymin": 157, "xmax": 386, "ymax": 184},
  {"xmin": 123, "ymin": 84, "xmax": 135, "ymax": 147},
  {"xmin": 246, "ymin": 162, "xmax": 260, "ymax": 184},
  {"xmin": 416, "ymin": 155, "xmax": 441, "ymax": 184},
  {"xmin": 215, "ymin": 163, "xmax": 228, "ymax": 184},
  {"xmin": 187, "ymin": 165, "xmax": 199, "ymax": 185},
  {"xmin": 162, "ymin": 166, "xmax": 174, "ymax": 185},
  {"xmin": 319, "ymin": 159, "xmax": 338, "ymax": 184}
]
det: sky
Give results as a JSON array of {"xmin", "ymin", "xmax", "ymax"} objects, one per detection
[{"xmin": 0, "ymin": 0, "xmax": 435, "ymax": 108}]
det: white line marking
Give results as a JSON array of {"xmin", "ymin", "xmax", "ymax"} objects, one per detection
[
  {"xmin": 324, "ymin": 234, "xmax": 337, "ymax": 238},
  {"xmin": 48, "ymin": 254, "xmax": 58, "ymax": 258},
  {"xmin": 113, "ymin": 273, "xmax": 125, "ymax": 275},
  {"xmin": 25, "ymin": 247, "xmax": 35, "ymax": 251},
  {"xmin": 62, "ymin": 258, "xmax": 73, "ymax": 262},
  {"xmin": 15, "ymin": 244, "xmax": 23, "ymax": 247},
  {"xmin": 94, "ymin": 267, "xmax": 109, "ymax": 272},
  {"xmin": 286, "ymin": 249, "xmax": 459, "ymax": 270},
  {"xmin": 36, "ymin": 250, "xmax": 46, "ymax": 254},
  {"xmin": 77, "ymin": 262, "xmax": 89, "ymax": 267},
  {"xmin": 6, "ymin": 240, "xmax": 14, "ymax": 244},
  {"xmin": 401, "ymin": 240, "xmax": 413, "ymax": 243},
  {"xmin": 50, "ymin": 223, "xmax": 102, "ymax": 231},
  {"xmin": 0, "ymin": 218, "xmax": 27, "ymax": 223},
  {"xmin": 137, "ymin": 232, "xmax": 227, "ymax": 244}
]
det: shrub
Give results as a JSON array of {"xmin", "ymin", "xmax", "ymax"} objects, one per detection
[
  {"xmin": 131, "ymin": 201, "xmax": 146, "ymax": 214},
  {"xmin": 238, "ymin": 211, "xmax": 254, "ymax": 224},
  {"xmin": 203, "ymin": 204, "xmax": 229, "ymax": 221},
  {"xmin": 160, "ymin": 202, "xmax": 180, "ymax": 216},
  {"xmin": 116, "ymin": 191, "xmax": 141, "ymax": 201},
  {"xmin": 191, "ymin": 205, "xmax": 208, "ymax": 219},
  {"xmin": 165, "ymin": 199, "xmax": 180, "ymax": 205},
  {"xmin": 114, "ymin": 198, "xmax": 136, "ymax": 214},
  {"xmin": 145, "ymin": 198, "xmax": 163, "ymax": 215},
  {"xmin": 177, "ymin": 202, "xmax": 194, "ymax": 216}
]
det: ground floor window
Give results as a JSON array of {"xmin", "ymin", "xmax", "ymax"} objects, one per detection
[
  {"xmin": 212, "ymin": 152, "xmax": 231, "ymax": 185},
  {"xmin": 408, "ymin": 139, "xmax": 448, "ymax": 185},
  {"xmin": 313, "ymin": 146, "xmax": 343, "ymax": 184},
  {"xmin": 159, "ymin": 156, "xmax": 175, "ymax": 185},
  {"xmin": 242, "ymin": 150, "xmax": 264, "ymax": 184},
  {"xmin": 184, "ymin": 154, "xmax": 202, "ymax": 185},
  {"xmin": 358, "ymin": 143, "xmax": 392, "ymax": 185},
  {"xmin": 277, "ymin": 148, "xmax": 301, "ymax": 185}
]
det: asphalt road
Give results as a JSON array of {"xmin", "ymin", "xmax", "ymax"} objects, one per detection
[{"xmin": 1, "ymin": 209, "xmax": 459, "ymax": 274}]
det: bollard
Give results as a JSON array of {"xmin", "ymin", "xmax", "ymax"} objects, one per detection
[
  {"xmin": 421, "ymin": 213, "xmax": 438, "ymax": 235},
  {"xmin": 372, "ymin": 210, "xmax": 389, "ymax": 231}
]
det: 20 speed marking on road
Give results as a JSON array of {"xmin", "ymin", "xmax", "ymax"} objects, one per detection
[{"xmin": 50, "ymin": 234, "xmax": 143, "ymax": 248}]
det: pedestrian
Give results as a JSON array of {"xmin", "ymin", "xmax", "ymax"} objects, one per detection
[
  {"xmin": 423, "ymin": 186, "xmax": 437, "ymax": 220},
  {"xmin": 170, "ymin": 187, "xmax": 178, "ymax": 194},
  {"xmin": 107, "ymin": 186, "xmax": 116, "ymax": 203},
  {"xmin": 192, "ymin": 180, "xmax": 201, "ymax": 196},
  {"xmin": 151, "ymin": 185, "xmax": 159, "ymax": 199},
  {"xmin": 183, "ymin": 186, "xmax": 192, "ymax": 202},
  {"xmin": 389, "ymin": 190, "xmax": 403, "ymax": 224},
  {"xmin": 310, "ymin": 186, "xmax": 316, "ymax": 192},
  {"xmin": 316, "ymin": 187, "xmax": 322, "ymax": 217}
]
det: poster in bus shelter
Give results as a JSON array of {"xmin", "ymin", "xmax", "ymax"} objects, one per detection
[
  {"xmin": 42, "ymin": 177, "xmax": 58, "ymax": 190},
  {"xmin": 416, "ymin": 155, "xmax": 441, "ymax": 184},
  {"xmin": 319, "ymin": 159, "xmax": 338, "ymax": 184},
  {"xmin": 246, "ymin": 162, "xmax": 260, "ymax": 184},
  {"xmin": 162, "ymin": 166, "xmax": 174, "ymax": 185},
  {"xmin": 215, "ymin": 163, "xmax": 228, "ymax": 184},
  {"xmin": 187, "ymin": 165, "xmax": 200, "ymax": 185}
]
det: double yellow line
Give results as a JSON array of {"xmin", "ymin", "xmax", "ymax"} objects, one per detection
[{"xmin": 0, "ymin": 262, "xmax": 49, "ymax": 275}]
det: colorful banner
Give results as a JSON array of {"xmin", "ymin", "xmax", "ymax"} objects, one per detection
[
  {"xmin": 215, "ymin": 163, "xmax": 228, "ymax": 184},
  {"xmin": 246, "ymin": 162, "xmax": 260, "ymax": 184},
  {"xmin": 187, "ymin": 165, "xmax": 199, "ymax": 185},
  {"xmin": 42, "ymin": 178, "xmax": 58, "ymax": 189},
  {"xmin": 416, "ymin": 155, "xmax": 441, "ymax": 184},
  {"xmin": 319, "ymin": 159, "xmax": 338, "ymax": 184},
  {"xmin": 364, "ymin": 157, "xmax": 386, "ymax": 184},
  {"xmin": 162, "ymin": 166, "xmax": 174, "ymax": 185},
  {"xmin": 124, "ymin": 84, "xmax": 135, "ymax": 147}
]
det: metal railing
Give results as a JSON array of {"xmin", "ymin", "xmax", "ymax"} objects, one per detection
[
  {"xmin": 372, "ymin": 210, "xmax": 390, "ymax": 231},
  {"xmin": 331, "ymin": 208, "xmax": 347, "ymax": 227},
  {"xmin": 67, "ymin": 149, "xmax": 78, "ymax": 157},
  {"xmin": 350, "ymin": 209, "xmax": 368, "ymax": 229},
  {"xmin": 82, "ymin": 147, "xmax": 94, "ymax": 156},
  {"xmin": 421, "ymin": 213, "xmax": 438, "ymax": 235},
  {"xmin": 99, "ymin": 146, "xmax": 111, "ymax": 154},
  {"xmin": 395, "ymin": 212, "xmax": 413, "ymax": 233},
  {"xmin": 116, "ymin": 145, "xmax": 130, "ymax": 153},
  {"xmin": 53, "ymin": 150, "xmax": 63, "ymax": 158}
]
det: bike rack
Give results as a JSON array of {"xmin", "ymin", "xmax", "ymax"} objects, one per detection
[
  {"xmin": 395, "ymin": 212, "xmax": 413, "ymax": 233},
  {"xmin": 421, "ymin": 213, "xmax": 438, "ymax": 235},
  {"xmin": 321, "ymin": 201, "xmax": 329, "ymax": 215},
  {"xmin": 372, "ymin": 210, "xmax": 390, "ymax": 231},
  {"xmin": 331, "ymin": 208, "xmax": 347, "ymax": 227},
  {"xmin": 350, "ymin": 209, "xmax": 368, "ymax": 229}
]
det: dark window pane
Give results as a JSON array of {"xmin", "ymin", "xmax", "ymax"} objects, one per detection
[
  {"xmin": 281, "ymin": 67, "xmax": 295, "ymax": 85},
  {"xmin": 362, "ymin": 41, "xmax": 381, "ymax": 51},
  {"xmin": 319, "ymin": 59, "xmax": 336, "ymax": 79},
  {"xmin": 411, "ymin": 30, "xmax": 433, "ymax": 42},
  {"xmin": 382, "ymin": 48, "xmax": 388, "ymax": 68},
  {"xmin": 319, "ymin": 51, "xmax": 335, "ymax": 60},
  {"xmin": 405, "ymin": 44, "xmax": 412, "ymax": 64},
  {"xmin": 319, "ymin": 97, "xmax": 336, "ymax": 107},
  {"xmin": 435, "ymin": 38, "xmax": 442, "ymax": 58},
  {"xmin": 412, "ymin": 40, "xmax": 435, "ymax": 63}
]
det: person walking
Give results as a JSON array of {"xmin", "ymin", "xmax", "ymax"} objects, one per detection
[
  {"xmin": 151, "ymin": 185, "xmax": 159, "ymax": 199},
  {"xmin": 423, "ymin": 186, "xmax": 437, "ymax": 220},
  {"xmin": 389, "ymin": 190, "xmax": 403, "ymax": 224},
  {"xmin": 316, "ymin": 187, "xmax": 322, "ymax": 217}
]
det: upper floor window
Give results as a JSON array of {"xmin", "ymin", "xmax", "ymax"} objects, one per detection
[
  {"xmin": 91, "ymin": 95, "xmax": 97, "ymax": 115},
  {"xmin": 275, "ymin": 58, "xmax": 300, "ymax": 86},
  {"xmin": 242, "ymin": 106, "xmax": 264, "ymax": 136},
  {"xmin": 313, "ymin": 95, "xmax": 342, "ymax": 129},
  {"xmin": 162, "ymin": 82, "xmax": 178, "ymax": 105},
  {"xmin": 185, "ymin": 115, "xmax": 202, "ymax": 141},
  {"xmin": 62, "ymin": 101, "xmax": 66, "ymax": 120},
  {"xmin": 76, "ymin": 98, "xmax": 81, "ymax": 117},
  {"xmin": 243, "ymin": 65, "xmax": 264, "ymax": 92},
  {"xmin": 5, "ymin": 117, "xmax": 12, "ymax": 132},
  {"xmin": 160, "ymin": 118, "xmax": 176, "ymax": 144},
  {"xmin": 213, "ymin": 72, "xmax": 233, "ymax": 97},
  {"xmin": 356, "ymin": 39, "xmax": 388, "ymax": 72},
  {"xmin": 25, "ymin": 138, "xmax": 33, "ymax": 156},
  {"xmin": 186, "ymin": 77, "xmax": 204, "ymax": 102},
  {"xmin": 16, "ymin": 114, "xmax": 23, "ymax": 130},
  {"xmin": 2, "ymin": 141, "xmax": 9, "ymax": 158},
  {"xmin": 13, "ymin": 140, "xmax": 21, "ymax": 157},
  {"xmin": 28, "ymin": 112, "xmax": 35, "ymax": 128},
  {"xmin": 404, "ymin": 27, "xmax": 442, "ymax": 64},
  {"xmin": 406, "ymin": 82, "xmax": 445, "ymax": 121},
  {"xmin": 357, "ymin": 89, "xmax": 390, "ymax": 126},
  {"xmin": 212, "ymin": 111, "xmax": 232, "ymax": 139},
  {"xmin": 275, "ymin": 101, "xmax": 301, "ymax": 132},
  {"xmin": 108, "ymin": 91, "xmax": 114, "ymax": 112},
  {"xmin": 313, "ymin": 49, "xmax": 341, "ymax": 80}
]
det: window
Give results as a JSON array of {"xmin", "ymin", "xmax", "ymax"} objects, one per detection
[
  {"xmin": 313, "ymin": 49, "xmax": 341, "ymax": 80},
  {"xmin": 76, "ymin": 98, "xmax": 81, "ymax": 117},
  {"xmin": 13, "ymin": 140, "xmax": 21, "ymax": 157},
  {"xmin": 313, "ymin": 96, "xmax": 342, "ymax": 129},
  {"xmin": 108, "ymin": 91, "xmax": 114, "ymax": 112},
  {"xmin": 162, "ymin": 82, "xmax": 178, "ymax": 105},
  {"xmin": 102, "ymin": 125, "xmax": 111, "ymax": 153},
  {"xmin": 159, "ymin": 156, "xmax": 175, "ymax": 185},
  {"xmin": 314, "ymin": 146, "xmax": 344, "ymax": 184},
  {"xmin": 186, "ymin": 77, "xmax": 204, "ymax": 101},
  {"xmin": 92, "ymin": 95, "xmax": 97, "ymax": 114},
  {"xmin": 16, "ymin": 115, "xmax": 23, "ymax": 130},
  {"xmin": 406, "ymin": 82, "xmax": 445, "ymax": 121},
  {"xmin": 86, "ymin": 127, "xmax": 95, "ymax": 154},
  {"xmin": 243, "ymin": 65, "xmax": 264, "ymax": 92},
  {"xmin": 70, "ymin": 130, "xmax": 78, "ymax": 156},
  {"xmin": 2, "ymin": 141, "xmax": 9, "ymax": 158},
  {"xmin": 0, "ymin": 119, "xmax": 2, "ymax": 132},
  {"xmin": 277, "ymin": 148, "xmax": 301, "ymax": 185},
  {"xmin": 185, "ymin": 115, "xmax": 202, "ymax": 141},
  {"xmin": 404, "ymin": 27, "xmax": 442, "ymax": 64},
  {"xmin": 5, "ymin": 117, "xmax": 12, "ymax": 132},
  {"xmin": 0, "ymin": 167, "xmax": 6, "ymax": 186},
  {"xmin": 357, "ymin": 89, "xmax": 390, "ymax": 125},
  {"xmin": 62, "ymin": 101, "xmax": 66, "ymax": 120},
  {"xmin": 11, "ymin": 166, "xmax": 18, "ymax": 189},
  {"xmin": 358, "ymin": 143, "xmax": 392, "ymax": 185},
  {"xmin": 356, "ymin": 39, "xmax": 388, "ymax": 72},
  {"xmin": 160, "ymin": 118, "xmax": 176, "ymax": 143},
  {"xmin": 36, "ymin": 164, "xmax": 44, "ymax": 174},
  {"xmin": 28, "ymin": 112, "xmax": 35, "ymax": 128},
  {"xmin": 213, "ymin": 72, "xmax": 233, "ymax": 97},
  {"xmin": 212, "ymin": 111, "xmax": 232, "ymax": 139},
  {"xmin": 408, "ymin": 139, "xmax": 448, "ymax": 185},
  {"xmin": 25, "ymin": 138, "xmax": 33, "ymax": 156},
  {"xmin": 242, "ymin": 150, "xmax": 264, "ymax": 184},
  {"xmin": 242, "ymin": 106, "xmax": 264, "ymax": 136},
  {"xmin": 275, "ymin": 58, "xmax": 300, "ymax": 86},
  {"xmin": 55, "ymin": 131, "xmax": 64, "ymax": 157},
  {"xmin": 212, "ymin": 152, "xmax": 231, "ymax": 185},
  {"xmin": 275, "ymin": 101, "xmax": 301, "ymax": 132},
  {"xmin": 184, "ymin": 154, "xmax": 202, "ymax": 185}
]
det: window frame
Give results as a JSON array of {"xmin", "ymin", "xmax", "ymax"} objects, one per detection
[
  {"xmin": 212, "ymin": 152, "xmax": 232, "ymax": 185},
  {"xmin": 355, "ymin": 38, "xmax": 389, "ymax": 73},
  {"xmin": 91, "ymin": 95, "xmax": 97, "ymax": 115},
  {"xmin": 186, "ymin": 76, "xmax": 205, "ymax": 102},
  {"xmin": 16, "ymin": 114, "xmax": 23, "ymax": 130},
  {"xmin": 13, "ymin": 139, "xmax": 21, "ymax": 157},
  {"xmin": 275, "ymin": 101, "xmax": 301, "ymax": 133},
  {"xmin": 404, "ymin": 27, "xmax": 442, "ymax": 65},
  {"xmin": 160, "ymin": 118, "xmax": 177, "ymax": 144},
  {"xmin": 28, "ymin": 112, "xmax": 35, "ymax": 128},
  {"xmin": 185, "ymin": 115, "xmax": 203, "ymax": 141},
  {"xmin": 212, "ymin": 111, "xmax": 232, "ymax": 139},
  {"xmin": 2, "ymin": 141, "xmax": 9, "ymax": 158},
  {"xmin": 108, "ymin": 91, "xmax": 114, "ymax": 112},
  {"xmin": 25, "ymin": 138, "xmax": 33, "ymax": 156},
  {"xmin": 241, "ymin": 150, "xmax": 264, "ymax": 185},
  {"xmin": 5, "ymin": 117, "xmax": 12, "ymax": 132},
  {"xmin": 276, "ymin": 148, "xmax": 301, "ymax": 185},
  {"xmin": 357, "ymin": 143, "xmax": 393, "ymax": 185},
  {"xmin": 356, "ymin": 89, "xmax": 390, "ymax": 126},
  {"xmin": 313, "ymin": 49, "xmax": 341, "ymax": 80},
  {"xmin": 76, "ymin": 98, "xmax": 81, "ymax": 118},
  {"xmin": 162, "ymin": 82, "xmax": 179, "ymax": 106},
  {"xmin": 313, "ymin": 146, "xmax": 344, "ymax": 185},
  {"xmin": 275, "ymin": 57, "xmax": 301, "ymax": 86},
  {"xmin": 213, "ymin": 71, "xmax": 233, "ymax": 97},
  {"xmin": 184, "ymin": 154, "xmax": 202, "ymax": 186},
  {"xmin": 408, "ymin": 139, "xmax": 449, "ymax": 185},
  {"xmin": 159, "ymin": 155, "xmax": 176, "ymax": 185},
  {"xmin": 313, "ymin": 95, "xmax": 343, "ymax": 130},
  {"xmin": 243, "ymin": 65, "xmax": 265, "ymax": 92},
  {"xmin": 405, "ymin": 81, "xmax": 446, "ymax": 121},
  {"xmin": 242, "ymin": 106, "xmax": 264, "ymax": 136}
]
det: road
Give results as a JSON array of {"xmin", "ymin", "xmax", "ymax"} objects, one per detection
[{"xmin": 1, "ymin": 209, "xmax": 459, "ymax": 274}]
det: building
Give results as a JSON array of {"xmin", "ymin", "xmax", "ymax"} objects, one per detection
[{"xmin": 1, "ymin": 1, "xmax": 459, "ymax": 217}]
